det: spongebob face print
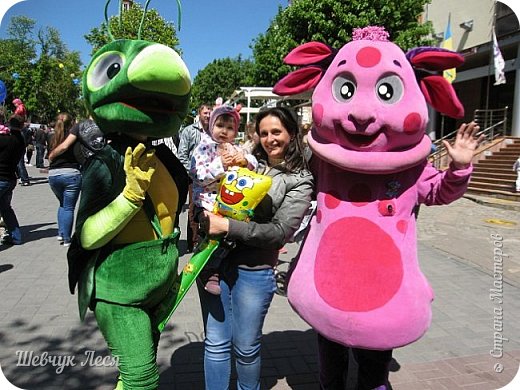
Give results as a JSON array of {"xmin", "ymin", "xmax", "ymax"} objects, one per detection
[{"xmin": 214, "ymin": 167, "xmax": 272, "ymax": 221}]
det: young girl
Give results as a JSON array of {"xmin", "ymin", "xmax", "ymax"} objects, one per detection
[{"xmin": 190, "ymin": 104, "xmax": 257, "ymax": 294}]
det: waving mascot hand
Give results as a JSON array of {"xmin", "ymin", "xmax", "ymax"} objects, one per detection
[
  {"xmin": 274, "ymin": 26, "xmax": 483, "ymax": 389},
  {"xmin": 66, "ymin": 1, "xmax": 191, "ymax": 389}
]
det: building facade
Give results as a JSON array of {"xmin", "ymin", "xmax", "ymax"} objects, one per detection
[{"xmin": 424, "ymin": 0, "xmax": 520, "ymax": 137}]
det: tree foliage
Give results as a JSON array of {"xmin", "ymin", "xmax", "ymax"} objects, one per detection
[
  {"xmin": 250, "ymin": 0, "xmax": 434, "ymax": 86},
  {"xmin": 84, "ymin": 3, "xmax": 181, "ymax": 55},
  {"xmin": 189, "ymin": 56, "xmax": 254, "ymax": 119},
  {"xmin": 0, "ymin": 16, "xmax": 83, "ymax": 123}
]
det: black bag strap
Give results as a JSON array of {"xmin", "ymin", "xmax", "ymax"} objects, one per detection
[{"xmin": 142, "ymin": 195, "xmax": 163, "ymax": 239}]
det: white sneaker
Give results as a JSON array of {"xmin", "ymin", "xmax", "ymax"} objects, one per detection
[
  {"xmin": 63, "ymin": 242, "xmax": 71, "ymax": 247},
  {"xmin": 57, "ymin": 236, "xmax": 64, "ymax": 242}
]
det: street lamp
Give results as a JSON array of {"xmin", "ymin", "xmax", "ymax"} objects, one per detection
[{"xmin": 460, "ymin": 20, "xmax": 474, "ymax": 31}]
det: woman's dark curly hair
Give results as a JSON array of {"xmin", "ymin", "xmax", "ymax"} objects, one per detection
[{"xmin": 252, "ymin": 106, "xmax": 308, "ymax": 173}]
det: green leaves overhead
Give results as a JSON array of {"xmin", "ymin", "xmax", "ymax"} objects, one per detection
[
  {"xmin": 84, "ymin": 2, "xmax": 180, "ymax": 55},
  {"xmin": 190, "ymin": 56, "xmax": 254, "ymax": 118},
  {"xmin": 0, "ymin": 16, "xmax": 83, "ymax": 123},
  {"xmin": 249, "ymin": 0, "xmax": 434, "ymax": 87}
]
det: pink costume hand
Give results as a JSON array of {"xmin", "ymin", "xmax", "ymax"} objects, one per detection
[{"xmin": 442, "ymin": 121, "xmax": 484, "ymax": 170}]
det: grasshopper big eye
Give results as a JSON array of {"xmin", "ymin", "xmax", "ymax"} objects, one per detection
[{"xmin": 87, "ymin": 51, "xmax": 125, "ymax": 91}]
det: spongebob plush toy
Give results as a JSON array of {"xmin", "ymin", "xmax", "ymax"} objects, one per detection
[{"xmin": 214, "ymin": 167, "xmax": 272, "ymax": 221}]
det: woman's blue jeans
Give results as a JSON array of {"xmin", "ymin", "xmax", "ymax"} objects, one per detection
[
  {"xmin": 48, "ymin": 173, "xmax": 82, "ymax": 243},
  {"xmin": 198, "ymin": 267, "xmax": 276, "ymax": 390},
  {"xmin": 0, "ymin": 179, "xmax": 21, "ymax": 242}
]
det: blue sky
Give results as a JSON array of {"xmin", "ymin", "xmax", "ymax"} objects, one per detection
[{"xmin": 0, "ymin": 0, "xmax": 287, "ymax": 77}]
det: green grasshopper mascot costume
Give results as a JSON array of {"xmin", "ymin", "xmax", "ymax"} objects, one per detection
[{"xmin": 66, "ymin": 1, "xmax": 191, "ymax": 388}]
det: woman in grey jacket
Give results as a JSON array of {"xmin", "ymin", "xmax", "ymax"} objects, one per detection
[{"xmin": 198, "ymin": 107, "xmax": 314, "ymax": 390}]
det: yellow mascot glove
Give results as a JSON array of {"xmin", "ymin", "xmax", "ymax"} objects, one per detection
[{"xmin": 122, "ymin": 143, "xmax": 156, "ymax": 203}]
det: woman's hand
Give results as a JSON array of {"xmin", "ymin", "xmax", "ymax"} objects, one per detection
[
  {"xmin": 201, "ymin": 211, "xmax": 229, "ymax": 237},
  {"xmin": 442, "ymin": 122, "xmax": 484, "ymax": 170}
]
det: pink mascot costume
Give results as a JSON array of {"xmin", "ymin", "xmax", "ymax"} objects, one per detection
[{"xmin": 274, "ymin": 27, "xmax": 476, "ymax": 389}]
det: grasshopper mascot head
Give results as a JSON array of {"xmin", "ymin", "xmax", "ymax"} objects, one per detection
[{"xmin": 82, "ymin": 0, "xmax": 191, "ymax": 138}]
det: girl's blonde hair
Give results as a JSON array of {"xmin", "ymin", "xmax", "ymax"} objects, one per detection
[{"xmin": 50, "ymin": 112, "xmax": 74, "ymax": 151}]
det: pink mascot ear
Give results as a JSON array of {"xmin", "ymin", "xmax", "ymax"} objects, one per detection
[
  {"xmin": 407, "ymin": 47, "xmax": 464, "ymax": 71},
  {"xmin": 410, "ymin": 50, "xmax": 464, "ymax": 71},
  {"xmin": 420, "ymin": 75, "xmax": 464, "ymax": 118},
  {"xmin": 284, "ymin": 42, "xmax": 334, "ymax": 65},
  {"xmin": 273, "ymin": 66, "xmax": 323, "ymax": 96}
]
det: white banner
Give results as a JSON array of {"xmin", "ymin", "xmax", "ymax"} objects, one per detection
[{"xmin": 492, "ymin": 28, "xmax": 506, "ymax": 86}]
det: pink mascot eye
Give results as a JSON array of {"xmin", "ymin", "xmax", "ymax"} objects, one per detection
[
  {"xmin": 375, "ymin": 75, "xmax": 403, "ymax": 104},
  {"xmin": 332, "ymin": 75, "xmax": 357, "ymax": 102}
]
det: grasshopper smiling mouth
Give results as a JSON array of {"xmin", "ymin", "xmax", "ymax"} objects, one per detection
[{"xmin": 119, "ymin": 96, "xmax": 177, "ymax": 114}]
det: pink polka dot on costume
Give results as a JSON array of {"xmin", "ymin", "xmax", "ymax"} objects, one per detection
[
  {"xmin": 356, "ymin": 47, "xmax": 381, "ymax": 68},
  {"xmin": 348, "ymin": 183, "xmax": 371, "ymax": 204},
  {"xmin": 396, "ymin": 219, "xmax": 407, "ymax": 234},
  {"xmin": 324, "ymin": 192, "xmax": 341, "ymax": 209},
  {"xmin": 403, "ymin": 113, "xmax": 422, "ymax": 134},
  {"xmin": 313, "ymin": 104, "xmax": 324, "ymax": 127},
  {"xmin": 314, "ymin": 217, "xmax": 403, "ymax": 312}
]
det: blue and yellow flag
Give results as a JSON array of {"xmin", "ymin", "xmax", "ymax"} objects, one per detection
[{"xmin": 442, "ymin": 14, "xmax": 456, "ymax": 83}]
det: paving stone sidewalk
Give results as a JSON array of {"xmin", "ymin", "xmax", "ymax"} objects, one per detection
[{"xmin": 0, "ymin": 165, "xmax": 519, "ymax": 389}]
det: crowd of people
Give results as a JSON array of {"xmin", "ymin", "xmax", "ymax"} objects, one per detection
[
  {"xmin": 0, "ymin": 98, "xmax": 78, "ymax": 247},
  {"xmin": 1, "ymin": 93, "xmax": 487, "ymax": 390}
]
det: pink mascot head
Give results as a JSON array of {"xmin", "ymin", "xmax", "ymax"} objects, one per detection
[{"xmin": 274, "ymin": 26, "xmax": 464, "ymax": 174}]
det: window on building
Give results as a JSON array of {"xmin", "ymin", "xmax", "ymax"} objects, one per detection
[{"xmin": 495, "ymin": 3, "xmax": 519, "ymax": 37}]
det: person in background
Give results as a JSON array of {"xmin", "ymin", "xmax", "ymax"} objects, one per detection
[
  {"xmin": 197, "ymin": 107, "xmax": 314, "ymax": 389},
  {"xmin": 34, "ymin": 124, "xmax": 47, "ymax": 168},
  {"xmin": 177, "ymin": 103, "xmax": 212, "ymax": 252},
  {"xmin": 513, "ymin": 156, "xmax": 520, "ymax": 193},
  {"xmin": 242, "ymin": 121, "xmax": 260, "ymax": 154},
  {"xmin": 12, "ymin": 98, "xmax": 27, "ymax": 121},
  {"xmin": 0, "ymin": 115, "xmax": 26, "ymax": 245},
  {"xmin": 45, "ymin": 123, "xmax": 55, "ymax": 164},
  {"xmin": 22, "ymin": 124, "xmax": 35, "ymax": 165},
  {"xmin": 190, "ymin": 105, "xmax": 257, "ymax": 295},
  {"xmin": 15, "ymin": 137, "xmax": 31, "ymax": 187},
  {"xmin": 47, "ymin": 113, "xmax": 82, "ymax": 247}
]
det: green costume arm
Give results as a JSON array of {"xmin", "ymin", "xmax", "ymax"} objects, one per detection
[{"xmin": 81, "ymin": 194, "xmax": 141, "ymax": 250}]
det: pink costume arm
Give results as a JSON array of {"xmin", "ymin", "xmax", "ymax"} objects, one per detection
[{"xmin": 417, "ymin": 162, "xmax": 473, "ymax": 206}]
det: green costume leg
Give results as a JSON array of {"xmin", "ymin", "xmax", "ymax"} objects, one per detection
[{"xmin": 95, "ymin": 301, "xmax": 160, "ymax": 390}]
